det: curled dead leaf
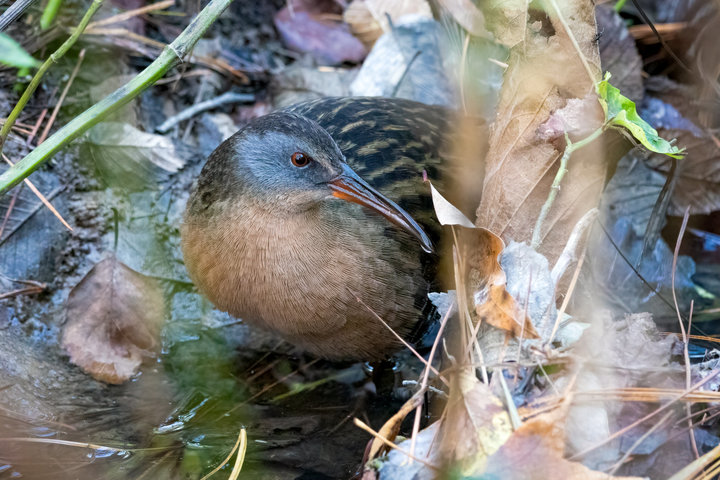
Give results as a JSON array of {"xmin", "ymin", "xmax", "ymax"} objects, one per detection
[
  {"xmin": 428, "ymin": 180, "xmax": 537, "ymax": 340},
  {"xmin": 62, "ymin": 255, "xmax": 165, "ymax": 385},
  {"xmin": 457, "ymin": 227, "xmax": 539, "ymax": 339}
]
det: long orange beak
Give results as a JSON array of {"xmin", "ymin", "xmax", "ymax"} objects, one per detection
[{"xmin": 328, "ymin": 164, "xmax": 433, "ymax": 253}]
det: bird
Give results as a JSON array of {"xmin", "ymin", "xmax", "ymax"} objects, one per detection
[{"xmin": 181, "ymin": 96, "xmax": 485, "ymax": 360}]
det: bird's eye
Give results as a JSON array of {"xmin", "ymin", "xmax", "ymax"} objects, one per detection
[{"xmin": 291, "ymin": 152, "xmax": 312, "ymax": 168}]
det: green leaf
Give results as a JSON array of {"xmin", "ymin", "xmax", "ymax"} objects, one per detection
[
  {"xmin": 0, "ymin": 33, "xmax": 40, "ymax": 69},
  {"xmin": 596, "ymin": 72, "xmax": 684, "ymax": 159}
]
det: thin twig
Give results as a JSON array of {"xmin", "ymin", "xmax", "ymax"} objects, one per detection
[
  {"xmin": 217, "ymin": 358, "xmax": 320, "ymax": 420},
  {"xmin": 0, "ymin": 437, "xmax": 125, "ymax": 451},
  {"xmin": 408, "ymin": 298, "xmax": 455, "ymax": 462},
  {"xmin": 451, "ymin": 229, "xmax": 488, "ymax": 384},
  {"xmin": 390, "ymin": 49, "xmax": 421, "ymax": 99},
  {"xmin": 38, "ymin": 48, "xmax": 86, "ymax": 145},
  {"xmin": 83, "ymin": 27, "xmax": 250, "ymax": 82},
  {"xmin": 0, "ymin": 0, "xmax": 104, "ymax": 151},
  {"xmin": 596, "ymin": 219, "xmax": 686, "ymax": 320},
  {"xmin": 2, "ymin": 154, "xmax": 72, "ymax": 231},
  {"xmin": 667, "ymin": 443, "xmax": 720, "ymax": 480},
  {"xmin": 498, "ymin": 371, "xmax": 522, "ymax": 430},
  {"xmin": 629, "ymin": 0, "xmax": 692, "ymax": 73},
  {"xmin": 548, "ymin": 242, "xmax": 588, "ymax": 344},
  {"xmin": 352, "ymin": 291, "xmax": 448, "ymax": 385},
  {"xmin": 156, "ymin": 91, "xmax": 254, "ymax": 133},
  {"xmin": 86, "ymin": 0, "xmax": 175, "ymax": 29},
  {"xmin": 607, "ymin": 410, "xmax": 674, "ymax": 475},
  {"xmin": 569, "ymin": 370, "xmax": 720, "ymax": 460},
  {"xmin": 0, "ymin": 277, "xmax": 45, "ymax": 302},
  {"xmin": 0, "ymin": 0, "xmax": 237, "ymax": 195},
  {"xmin": 228, "ymin": 427, "xmax": 248, "ymax": 480},
  {"xmin": 0, "ymin": 185, "xmax": 21, "ymax": 239},
  {"xmin": 531, "ymin": 128, "xmax": 603, "ymax": 249},
  {"xmin": 353, "ymin": 418, "xmax": 439, "ymax": 470},
  {"xmin": 671, "ymin": 207, "xmax": 699, "ymax": 459},
  {"xmin": 26, "ymin": 107, "xmax": 49, "ymax": 147}
]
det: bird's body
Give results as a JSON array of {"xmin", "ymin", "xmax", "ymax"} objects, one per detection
[{"xmin": 181, "ymin": 97, "xmax": 482, "ymax": 360}]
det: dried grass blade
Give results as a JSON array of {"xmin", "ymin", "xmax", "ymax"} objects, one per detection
[{"xmin": 2, "ymin": 153, "xmax": 72, "ymax": 231}]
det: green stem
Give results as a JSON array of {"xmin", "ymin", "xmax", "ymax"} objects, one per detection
[
  {"xmin": 0, "ymin": 0, "xmax": 235, "ymax": 196},
  {"xmin": 0, "ymin": 0, "xmax": 103, "ymax": 150},
  {"xmin": 40, "ymin": 0, "xmax": 64, "ymax": 29},
  {"xmin": 614, "ymin": 0, "xmax": 628, "ymax": 12},
  {"xmin": 531, "ymin": 126, "xmax": 604, "ymax": 249}
]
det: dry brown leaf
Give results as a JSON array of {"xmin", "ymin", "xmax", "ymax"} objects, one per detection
[
  {"xmin": 427, "ymin": 179, "xmax": 537, "ymax": 339},
  {"xmin": 62, "ymin": 255, "xmax": 164, "ymax": 384},
  {"xmin": 343, "ymin": 0, "xmax": 432, "ymax": 49},
  {"xmin": 476, "ymin": 284, "xmax": 539, "ymax": 339},
  {"xmin": 475, "ymin": 1, "xmax": 607, "ymax": 265},
  {"xmin": 436, "ymin": 371, "xmax": 512, "ymax": 475},
  {"xmin": 457, "ymin": 227, "xmax": 539, "ymax": 339},
  {"xmin": 483, "ymin": 408, "xmax": 644, "ymax": 480}
]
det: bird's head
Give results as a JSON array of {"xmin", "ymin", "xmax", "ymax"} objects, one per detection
[{"xmin": 190, "ymin": 111, "xmax": 433, "ymax": 253}]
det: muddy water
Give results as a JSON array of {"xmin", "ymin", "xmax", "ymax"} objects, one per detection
[{"xmin": 0, "ymin": 283, "xmax": 419, "ymax": 479}]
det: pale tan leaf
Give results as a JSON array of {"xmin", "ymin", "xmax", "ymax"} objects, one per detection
[
  {"xmin": 429, "ymin": 181, "xmax": 475, "ymax": 227},
  {"xmin": 62, "ymin": 255, "xmax": 165, "ymax": 384},
  {"xmin": 475, "ymin": 1, "xmax": 607, "ymax": 265}
]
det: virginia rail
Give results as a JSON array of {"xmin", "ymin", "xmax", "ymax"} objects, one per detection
[{"xmin": 181, "ymin": 97, "xmax": 483, "ymax": 360}]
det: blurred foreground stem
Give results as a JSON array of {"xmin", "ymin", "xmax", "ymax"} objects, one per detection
[
  {"xmin": 40, "ymin": 0, "xmax": 64, "ymax": 29},
  {"xmin": 531, "ymin": 126, "xmax": 604, "ymax": 249},
  {"xmin": 0, "ymin": 0, "xmax": 235, "ymax": 196},
  {"xmin": 0, "ymin": 0, "xmax": 103, "ymax": 150}
]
